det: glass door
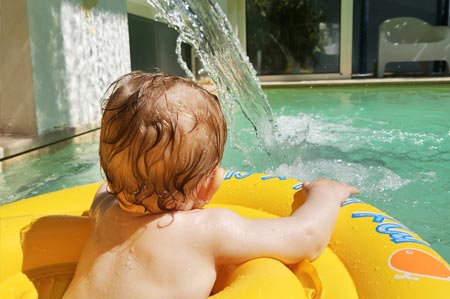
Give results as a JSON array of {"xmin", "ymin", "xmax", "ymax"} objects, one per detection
[{"xmin": 245, "ymin": 0, "xmax": 353, "ymax": 80}]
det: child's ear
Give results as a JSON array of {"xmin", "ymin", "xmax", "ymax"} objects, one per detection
[{"xmin": 197, "ymin": 167, "xmax": 225, "ymax": 202}]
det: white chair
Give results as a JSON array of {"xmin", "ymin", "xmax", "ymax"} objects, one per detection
[{"xmin": 376, "ymin": 17, "xmax": 450, "ymax": 77}]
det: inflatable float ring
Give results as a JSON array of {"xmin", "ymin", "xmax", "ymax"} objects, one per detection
[{"xmin": 0, "ymin": 171, "xmax": 449, "ymax": 298}]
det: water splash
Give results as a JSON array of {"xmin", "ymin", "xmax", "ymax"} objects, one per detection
[{"xmin": 146, "ymin": 0, "xmax": 280, "ymax": 165}]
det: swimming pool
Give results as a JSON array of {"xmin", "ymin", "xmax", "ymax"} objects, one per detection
[{"xmin": 1, "ymin": 84, "xmax": 449, "ymax": 262}]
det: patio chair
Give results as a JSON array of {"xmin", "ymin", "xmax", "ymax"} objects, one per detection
[{"xmin": 376, "ymin": 17, "xmax": 450, "ymax": 77}]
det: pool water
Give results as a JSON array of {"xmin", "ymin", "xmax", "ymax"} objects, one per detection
[
  {"xmin": 0, "ymin": 138, "xmax": 102, "ymax": 202},
  {"xmin": 1, "ymin": 85, "xmax": 449, "ymax": 262}
]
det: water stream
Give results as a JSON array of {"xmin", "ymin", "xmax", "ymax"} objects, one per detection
[{"xmin": 146, "ymin": 0, "xmax": 280, "ymax": 167}]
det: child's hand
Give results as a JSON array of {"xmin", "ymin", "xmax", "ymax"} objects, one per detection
[{"xmin": 302, "ymin": 179, "xmax": 360, "ymax": 204}]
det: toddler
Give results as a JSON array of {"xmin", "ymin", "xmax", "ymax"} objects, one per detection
[{"xmin": 63, "ymin": 72, "xmax": 359, "ymax": 299}]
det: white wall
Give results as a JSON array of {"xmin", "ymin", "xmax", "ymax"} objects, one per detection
[
  {"xmin": 0, "ymin": 0, "xmax": 37, "ymax": 135},
  {"xmin": 26, "ymin": 0, "xmax": 131, "ymax": 135}
]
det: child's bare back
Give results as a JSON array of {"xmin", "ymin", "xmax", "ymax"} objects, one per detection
[
  {"xmin": 62, "ymin": 72, "xmax": 358, "ymax": 299},
  {"xmin": 64, "ymin": 184, "xmax": 218, "ymax": 299}
]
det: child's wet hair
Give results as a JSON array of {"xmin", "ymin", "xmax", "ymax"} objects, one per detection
[{"xmin": 99, "ymin": 71, "xmax": 227, "ymax": 213}]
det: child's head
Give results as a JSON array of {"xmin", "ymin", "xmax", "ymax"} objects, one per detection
[{"xmin": 99, "ymin": 72, "xmax": 227, "ymax": 214}]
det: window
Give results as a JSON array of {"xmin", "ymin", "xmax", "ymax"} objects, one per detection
[{"xmin": 246, "ymin": 0, "xmax": 341, "ymax": 76}]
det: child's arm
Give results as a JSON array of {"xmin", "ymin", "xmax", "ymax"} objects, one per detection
[{"xmin": 202, "ymin": 179, "xmax": 359, "ymax": 265}]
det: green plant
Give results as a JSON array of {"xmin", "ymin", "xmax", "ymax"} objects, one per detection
[{"xmin": 247, "ymin": 0, "xmax": 325, "ymax": 74}]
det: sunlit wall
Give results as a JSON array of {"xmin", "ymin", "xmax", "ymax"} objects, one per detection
[{"xmin": 26, "ymin": 0, "xmax": 131, "ymax": 135}]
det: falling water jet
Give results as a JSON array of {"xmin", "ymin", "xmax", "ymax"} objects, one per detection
[{"xmin": 146, "ymin": 0, "xmax": 281, "ymax": 167}]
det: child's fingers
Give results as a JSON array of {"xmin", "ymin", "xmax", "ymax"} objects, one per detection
[{"xmin": 348, "ymin": 186, "xmax": 360, "ymax": 194}]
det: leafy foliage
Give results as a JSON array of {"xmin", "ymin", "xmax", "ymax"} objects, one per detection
[{"xmin": 247, "ymin": 0, "xmax": 325, "ymax": 74}]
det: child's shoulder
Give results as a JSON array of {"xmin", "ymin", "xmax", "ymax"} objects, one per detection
[
  {"xmin": 179, "ymin": 206, "xmax": 239, "ymax": 223},
  {"xmin": 152, "ymin": 207, "xmax": 241, "ymax": 237},
  {"xmin": 89, "ymin": 183, "xmax": 116, "ymax": 220},
  {"xmin": 172, "ymin": 207, "xmax": 244, "ymax": 239}
]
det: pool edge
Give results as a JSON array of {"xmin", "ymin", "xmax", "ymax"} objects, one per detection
[{"xmin": 0, "ymin": 124, "xmax": 100, "ymax": 168}]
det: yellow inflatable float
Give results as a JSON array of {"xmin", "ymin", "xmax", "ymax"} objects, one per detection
[{"xmin": 0, "ymin": 171, "xmax": 449, "ymax": 299}]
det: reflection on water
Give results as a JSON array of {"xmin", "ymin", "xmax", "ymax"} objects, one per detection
[{"xmin": 0, "ymin": 139, "xmax": 102, "ymax": 203}]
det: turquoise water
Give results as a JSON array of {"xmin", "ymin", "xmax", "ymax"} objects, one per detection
[
  {"xmin": 1, "ymin": 85, "xmax": 449, "ymax": 261},
  {"xmin": 0, "ymin": 139, "xmax": 102, "ymax": 202}
]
